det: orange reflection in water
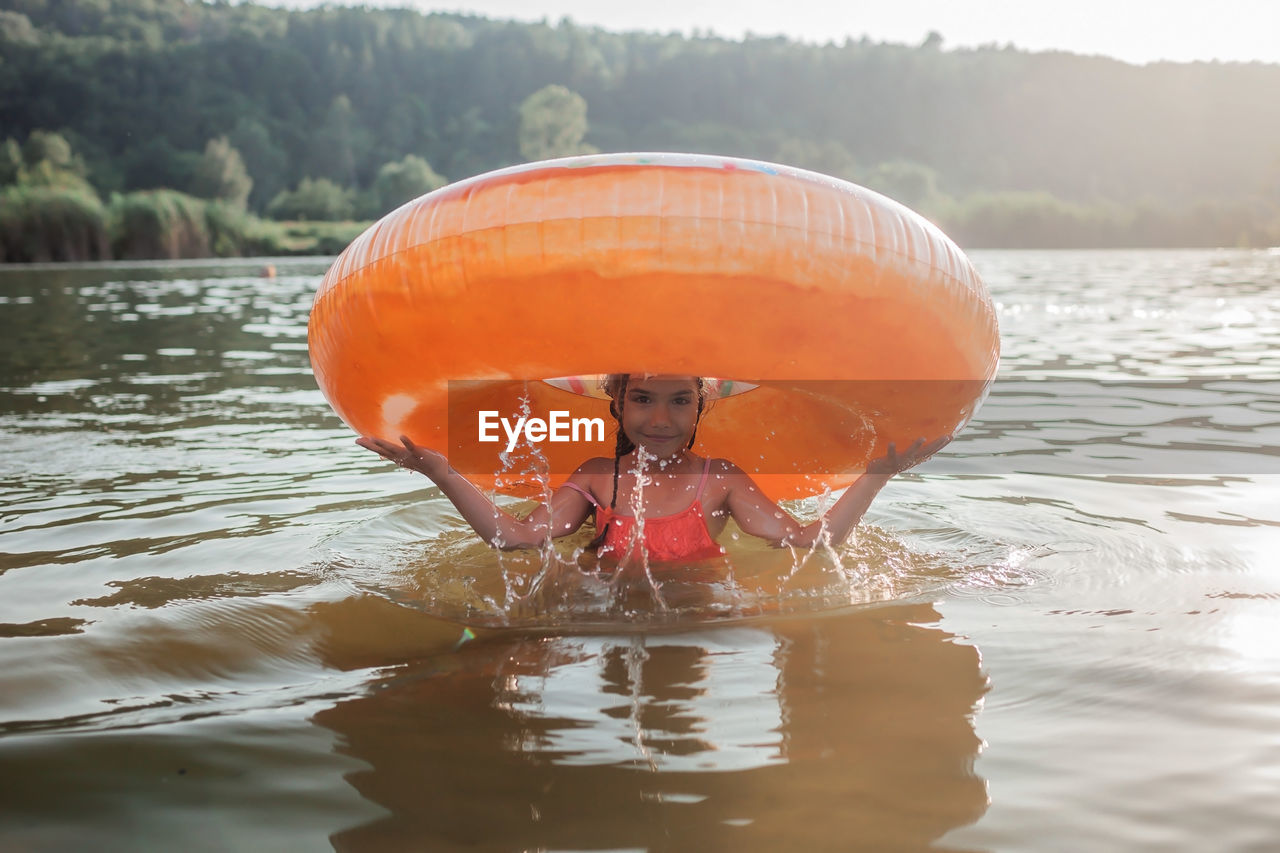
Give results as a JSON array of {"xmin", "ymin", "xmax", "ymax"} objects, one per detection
[{"xmin": 314, "ymin": 601, "xmax": 989, "ymax": 851}]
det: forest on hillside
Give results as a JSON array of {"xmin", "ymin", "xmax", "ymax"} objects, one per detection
[{"xmin": 3, "ymin": 0, "xmax": 1280, "ymax": 259}]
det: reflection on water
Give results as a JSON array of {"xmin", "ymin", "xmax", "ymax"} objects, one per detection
[
  {"xmin": 496, "ymin": 629, "xmax": 787, "ymax": 772},
  {"xmin": 317, "ymin": 603, "xmax": 988, "ymax": 850},
  {"xmin": 2, "ymin": 251, "xmax": 1280, "ymax": 849}
]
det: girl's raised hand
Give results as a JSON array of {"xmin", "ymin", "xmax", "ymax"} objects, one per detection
[
  {"xmin": 356, "ymin": 435, "xmax": 449, "ymax": 479},
  {"xmin": 866, "ymin": 435, "xmax": 951, "ymax": 477}
]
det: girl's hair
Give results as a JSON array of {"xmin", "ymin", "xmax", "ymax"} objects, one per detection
[{"xmin": 587, "ymin": 374, "xmax": 708, "ymax": 551}]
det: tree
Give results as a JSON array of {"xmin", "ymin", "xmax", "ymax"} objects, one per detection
[
  {"xmin": 0, "ymin": 139, "xmax": 21, "ymax": 186},
  {"xmin": 863, "ymin": 160, "xmax": 940, "ymax": 211},
  {"xmin": 438, "ymin": 106, "xmax": 496, "ymax": 182},
  {"xmin": 121, "ymin": 138, "xmax": 201, "ymax": 194},
  {"xmin": 22, "ymin": 130, "xmax": 84, "ymax": 177},
  {"xmin": 227, "ymin": 118, "xmax": 287, "ymax": 211},
  {"xmin": 372, "ymin": 155, "xmax": 447, "ymax": 214},
  {"xmin": 773, "ymin": 138, "xmax": 858, "ymax": 181},
  {"xmin": 267, "ymin": 177, "xmax": 354, "ymax": 221},
  {"xmin": 517, "ymin": 84, "xmax": 598, "ymax": 162},
  {"xmin": 189, "ymin": 137, "xmax": 253, "ymax": 208},
  {"xmin": 0, "ymin": 10, "xmax": 38, "ymax": 44},
  {"xmin": 304, "ymin": 95, "xmax": 363, "ymax": 187},
  {"xmin": 8, "ymin": 130, "xmax": 94, "ymax": 193}
]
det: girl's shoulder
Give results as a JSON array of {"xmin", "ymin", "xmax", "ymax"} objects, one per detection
[
  {"xmin": 569, "ymin": 457, "xmax": 617, "ymax": 493},
  {"xmin": 702, "ymin": 458, "xmax": 773, "ymax": 502},
  {"xmin": 557, "ymin": 458, "xmax": 614, "ymax": 507},
  {"xmin": 698, "ymin": 457, "xmax": 756, "ymax": 496},
  {"xmin": 572, "ymin": 456, "xmax": 616, "ymax": 478},
  {"xmin": 705, "ymin": 457, "xmax": 749, "ymax": 478}
]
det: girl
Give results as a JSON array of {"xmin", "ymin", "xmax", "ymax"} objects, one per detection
[{"xmin": 357, "ymin": 375, "xmax": 945, "ymax": 562}]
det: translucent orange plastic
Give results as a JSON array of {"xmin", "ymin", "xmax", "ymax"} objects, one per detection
[{"xmin": 309, "ymin": 153, "xmax": 999, "ymax": 499}]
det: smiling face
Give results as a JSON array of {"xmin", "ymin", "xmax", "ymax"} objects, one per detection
[{"xmin": 617, "ymin": 375, "xmax": 702, "ymax": 458}]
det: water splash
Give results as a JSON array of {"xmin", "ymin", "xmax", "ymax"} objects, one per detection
[
  {"xmin": 489, "ymin": 385, "xmax": 561, "ymax": 610},
  {"xmin": 615, "ymin": 446, "xmax": 668, "ymax": 610},
  {"xmin": 323, "ymin": 393, "xmax": 1045, "ymax": 629},
  {"xmin": 321, "ymin": 493, "xmax": 1019, "ymax": 631}
]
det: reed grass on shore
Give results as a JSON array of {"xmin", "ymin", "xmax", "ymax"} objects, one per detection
[
  {"xmin": 110, "ymin": 190, "xmax": 239, "ymax": 260},
  {"xmin": 0, "ymin": 185, "xmax": 111, "ymax": 263},
  {"xmin": 1, "ymin": 187, "xmax": 370, "ymax": 263}
]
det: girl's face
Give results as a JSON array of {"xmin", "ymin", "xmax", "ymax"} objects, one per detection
[{"xmin": 619, "ymin": 375, "xmax": 700, "ymax": 458}]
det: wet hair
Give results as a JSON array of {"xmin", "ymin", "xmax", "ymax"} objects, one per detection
[{"xmin": 587, "ymin": 374, "xmax": 707, "ymax": 551}]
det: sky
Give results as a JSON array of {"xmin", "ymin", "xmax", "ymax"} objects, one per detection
[{"xmin": 276, "ymin": 0, "xmax": 1280, "ymax": 65}]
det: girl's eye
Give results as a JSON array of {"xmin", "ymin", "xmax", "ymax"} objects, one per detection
[
  {"xmin": 628, "ymin": 393, "xmax": 650, "ymax": 404},
  {"xmin": 673, "ymin": 396, "xmax": 693, "ymax": 405}
]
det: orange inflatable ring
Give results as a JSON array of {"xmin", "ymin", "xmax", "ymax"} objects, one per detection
[{"xmin": 309, "ymin": 153, "xmax": 999, "ymax": 499}]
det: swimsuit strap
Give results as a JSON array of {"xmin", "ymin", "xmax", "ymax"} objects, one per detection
[
  {"xmin": 694, "ymin": 457, "xmax": 712, "ymax": 500},
  {"xmin": 561, "ymin": 481, "xmax": 599, "ymax": 508}
]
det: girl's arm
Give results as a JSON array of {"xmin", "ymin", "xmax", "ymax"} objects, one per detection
[
  {"xmin": 357, "ymin": 435, "xmax": 595, "ymax": 549},
  {"xmin": 725, "ymin": 437, "xmax": 948, "ymax": 548}
]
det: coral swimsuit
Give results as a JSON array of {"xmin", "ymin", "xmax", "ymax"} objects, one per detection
[{"xmin": 565, "ymin": 458, "xmax": 726, "ymax": 562}]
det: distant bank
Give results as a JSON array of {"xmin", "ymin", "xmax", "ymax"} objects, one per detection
[{"xmin": 5, "ymin": 1, "xmax": 1280, "ymax": 258}]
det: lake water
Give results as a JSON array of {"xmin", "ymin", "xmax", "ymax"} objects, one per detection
[{"xmin": 1, "ymin": 250, "xmax": 1278, "ymax": 850}]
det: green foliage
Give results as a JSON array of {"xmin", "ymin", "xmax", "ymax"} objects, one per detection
[
  {"xmin": 22, "ymin": 131, "xmax": 80, "ymax": 175},
  {"xmin": 121, "ymin": 138, "xmax": 201, "ymax": 194},
  {"xmin": 203, "ymin": 200, "xmax": 270, "ymax": 257},
  {"xmin": 863, "ymin": 160, "xmax": 942, "ymax": 211},
  {"xmin": 267, "ymin": 177, "xmax": 355, "ymax": 221},
  {"xmin": 517, "ymin": 84, "xmax": 598, "ymax": 161},
  {"xmin": 303, "ymin": 96, "xmax": 367, "ymax": 187},
  {"xmin": 1, "ymin": 176, "xmax": 365, "ymax": 262},
  {"xmin": 109, "ymin": 189, "xmax": 213, "ymax": 259},
  {"xmin": 370, "ymin": 155, "xmax": 447, "ymax": 216},
  {"xmin": 933, "ymin": 193, "xmax": 1280, "ymax": 249},
  {"xmin": 0, "ymin": 185, "xmax": 110, "ymax": 262},
  {"xmin": 1, "ymin": 139, "xmax": 23, "ymax": 186},
  {"xmin": 18, "ymin": 159, "xmax": 95, "ymax": 192},
  {"xmin": 3, "ymin": 1, "xmax": 1280, "ymax": 249},
  {"xmin": 107, "ymin": 189, "xmax": 270, "ymax": 259},
  {"xmin": 226, "ymin": 117, "xmax": 287, "ymax": 210},
  {"xmin": 630, "ymin": 119, "xmax": 773, "ymax": 161},
  {"xmin": 0, "ymin": 10, "xmax": 39, "ymax": 44},
  {"xmin": 937, "ymin": 191, "xmax": 1113, "ymax": 248},
  {"xmin": 773, "ymin": 139, "xmax": 858, "ymax": 181},
  {"xmin": 2, "ymin": 130, "xmax": 96, "ymax": 194},
  {"xmin": 189, "ymin": 137, "xmax": 253, "ymax": 208},
  {"xmin": 256, "ymin": 219, "xmax": 369, "ymax": 255}
]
